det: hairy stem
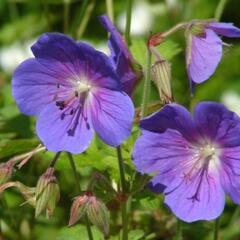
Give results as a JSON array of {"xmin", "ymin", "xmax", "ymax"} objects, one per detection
[
  {"xmin": 213, "ymin": 218, "xmax": 220, "ymax": 240},
  {"xmin": 106, "ymin": 0, "xmax": 114, "ymax": 22},
  {"xmin": 116, "ymin": 146, "xmax": 128, "ymax": 240},
  {"xmin": 161, "ymin": 22, "xmax": 188, "ymax": 38},
  {"xmin": 175, "ymin": 219, "xmax": 182, "ymax": 240},
  {"xmin": 215, "ymin": 0, "xmax": 228, "ymax": 21},
  {"xmin": 49, "ymin": 152, "xmax": 62, "ymax": 167},
  {"xmin": 67, "ymin": 152, "xmax": 93, "ymax": 240},
  {"xmin": 76, "ymin": 0, "xmax": 95, "ymax": 39},
  {"xmin": 125, "ymin": 0, "xmax": 133, "ymax": 46},
  {"xmin": 63, "ymin": 0, "xmax": 70, "ymax": 33},
  {"xmin": 140, "ymin": 46, "xmax": 152, "ymax": 118}
]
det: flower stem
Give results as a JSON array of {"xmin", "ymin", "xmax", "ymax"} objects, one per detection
[
  {"xmin": 140, "ymin": 46, "xmax": 152, "ymax": 118},
  {"xmin": 67, "ymin": 152, "xmax": 93, "ymax": 240},
  {"xmin": 175, "ymin": 218, "xmax": 182, "ymax": 240},
  {"xmin": 116, "ymin": 146, "xmax": 128, "ymax": 240},
  {"xmin": 63, "ymin": 0, "xmax": 70, "ymax": 33},
  {"xmin": 125, "ymin": 0, "xmax": 133, "ymax": 46},
  {"xmin": 43, "ymin": 0, "xmax": 51, "ymax": 31},
  {"xmin": 106, "ymin": 0, "xmax": 114, "ymax": 23},
  {"xmin": 86, "ymin": 217, "xmax": 94, "ymax": 240},
  {"xmin": 215, "ymin": 0, "xmax": 228, "ymax": 21},
  {"xmin": 76, "ymin": 0, "xmax": 95, "ymax": 39},
  {"xmin": 49, "ymin": 152, "xmax": 62, "ymax": 167},
  {"xmin": 230, "ymin": 206, "xmax": 240, "ymax": 224},
  {"xmin": 161, "ymin": 22, "xmax": 188, "ymax": 38},
  {"xmin": 67, "ymin": 152, "xmax": 81, "ymax": 192},
  {"xmin": 213, "ymin": 218, "xmax": 220, "ymax": 240}
]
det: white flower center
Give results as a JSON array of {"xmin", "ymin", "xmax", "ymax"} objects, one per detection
[
  {"xmin": 76, "ymin": 80, "xmax": 91, "ymax": 94},
  {"xmin": 195, "ymin": 143, "xmax": 221, "ymax": 171}
]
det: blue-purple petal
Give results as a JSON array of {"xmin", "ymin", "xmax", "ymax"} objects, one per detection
[
  {"xmin": 220, "ymin": 146, "xmax": 240, "ymax": 204},
  {"xmin": 164, "ymin": 169, "xmax": 225, "ymax": 222},
  {"xmin": 140, "ymin": 104, "xmax": 198, "ymax": 142},
  {"xmin": 208, "ymin": 22, "xmax": 240, "ymax": 38},
  {"xmin": 89, "ymin": 88, "xmax": 134, "ymax": 146},
  {"xmin": 32, "ymin": 33, "xmax": 121, "ymax": 90},
  {"xmin": 194, "ymin": 102, "xmax": 240, "ymax": 147},
  {"xmin": 187, "ymin": 29, "xmax": 222, "ymax": 84},
  {"xmin": 12, "ymin": 58, "xmax": 61, "ymax": 116},
  {"xmin": 36, "ymin": 102, "xmax": 93, "ymax": 153},
  {"xmin": 99, "ymin": 15, "xmax": 138, "ymax": 95}
]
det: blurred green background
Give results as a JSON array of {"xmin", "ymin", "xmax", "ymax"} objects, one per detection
[{"xmin": 0, "ymin": 0, "xmax": 240, "ymax": 239}]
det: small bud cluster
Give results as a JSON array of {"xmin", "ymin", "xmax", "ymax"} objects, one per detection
[
  {"xmin": 69, "ymin": 193, "xmax": 110, "ymax": 236},
  {"xmin": 35, "ymin": 167, "xmax": 60, "ymax": 217}
]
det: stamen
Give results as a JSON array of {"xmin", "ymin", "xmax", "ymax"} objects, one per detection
[
  {"xmin": 60, "ymin": 113, "xmax": 66, "ymax": 120},
  {"xmin": 56, "ymin": 101, "xmax": 65, "ymax": 110}
]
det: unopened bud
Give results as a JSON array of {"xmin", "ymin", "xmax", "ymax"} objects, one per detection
[
  {"xmin": 68, "ymin": 195, "xmax": 89, "ymax": 226},
  {"xmin": 0, "ymin": 162, "xmax": 14, "ymax": 185},
  {"xmin": 35, "ymin": 167, "xmax": 59, "ymax": 217},
  {"xmin": 152, "ymin": 58, "xmax": 173, "ymax": 104},
  {"xmin": 87, "ymin": 196, "xmax": 110, "ymax": 236}
]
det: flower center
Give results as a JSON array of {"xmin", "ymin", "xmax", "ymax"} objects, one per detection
[
  {"xmin": 196, "ymin": 143, "xmax": 221, "ymax": 170},
  {"xmin": 75, "ymin": 80, "xmax": 92, "ymax": 96},
  {"xmin": 200, "ymin": 144, "xmax": 215, "ymax": 159}
]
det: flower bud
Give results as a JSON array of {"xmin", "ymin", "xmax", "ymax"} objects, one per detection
[
  {"xmin": 68, "ymin": 195, "xmax": 89, "ymax": 226},
  {"xmin": 0, "ymin": 162, "xmax": 14, "ymax": 185},
  {"xmin": 35, "ymin": 167, "xmax": 60, "ymax": 217},
  {"xmin": 152, "ymin": 58, "xmax": 173, "ymax": 104},
  {"xmin": 87, "ymin": 196, "xmax": 110, "ymax": 236}
]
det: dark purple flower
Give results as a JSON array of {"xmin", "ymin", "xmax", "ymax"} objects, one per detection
[
  {"xmin": 99, "ymin": 15, "xmax": 141, "ymax": 95},
  {"xmin": 12, "ymin": 33, "xmax": 134, "ymax": 153},
  {"xmin": 186, "ymin": 21, "xmax": 240, "ymax": 91},
  {"xmin": 133, "ymin": 102, "xmax": 240, "ymax": 222}
]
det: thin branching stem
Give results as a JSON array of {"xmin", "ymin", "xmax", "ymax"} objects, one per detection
[
  {"xmin": 116, "ymin": 146, "xmax": 128, "ymax": 240},
  {"xmin": 67, "ymin": 152, "xmax": 93, "ymax": 240},
  {"xmin": 49, "ymin": 152, "xmax": 61, "ymax": 167},
  {"xmin": 213, "ymin": 218, "xmax": 220, "ymax": 240},
  {"xmin": 215, "ymin": 0, "xmax": 228, "ymax": 21},
  {"xmin": 125, "ymin": 0, "xmax": 133, "ymax": 46},
  {"xmin": 140, "ymin": 46, "xmax": 152, "ymax": 118}
]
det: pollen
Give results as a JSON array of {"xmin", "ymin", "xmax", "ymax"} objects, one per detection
[
  {"xmin": 76, "ymin": 80, "xmax": 91, "ymax": 93},
  {"xmin": 196, "ymin": 143, "xmax": 221, "ymax": 170}
]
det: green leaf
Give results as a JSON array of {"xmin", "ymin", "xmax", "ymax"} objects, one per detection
[
  {"xmin": 129, "ymin": 229, "xmax": 145, "ymax": 240},
  {"xmin": 0, "ymin": 139, "xmax": 40, "ymax": 159},
  {"xmin": 56, "ymin": 225, "xmax": 103, "ymax": 240}
]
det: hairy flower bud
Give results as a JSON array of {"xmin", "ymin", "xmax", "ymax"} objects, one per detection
[
  {"xmin": 87, "ymin": 196, "xmax": 110, "ymax": 236},
  {"xmin": 0, "ymin": 162, "xmax": 14, "ymax": 185},
  {"xmin": 35, "ymin": 167, "xmax": 60, "ymax": 217},
  {"xmin": 68, "ymin": 195, "xmax": 89, "ymax": 226},
  {"xmin": 68, "ymin": 194, "xmax": 110, "ymax": 235},
  {"xmin": 152, "ymin": 57, "xmax": 173, "ymax": 104}
]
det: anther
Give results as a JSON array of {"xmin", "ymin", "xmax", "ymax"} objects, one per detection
[{"xmin": 56, "ymin": 101, "xmax": 65, "ymax": 110}]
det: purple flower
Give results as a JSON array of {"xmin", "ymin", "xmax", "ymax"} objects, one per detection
[
  {"xmin": 133, "ymin": 102, "xmax": 240, "ymax": 222},
  {"xmin": 186, "ymin": 21, "xmax": 240, "ymax": 91},
  {"xmin": 12, "ymin": 33, "xmax": 134, "ymax": 153},
  {"xmin": 99, "ymin": 15, "xmax": 141, "ymax": 95}
]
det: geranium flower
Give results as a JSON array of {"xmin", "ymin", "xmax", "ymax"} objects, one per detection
[
  {"xmin": 186, "ymin": 21, "xmax": 240, "ymax": 91},
  {"xmin": 133, "ymin": 102, "xmax": 240, "ymax": 222},
  {"xmin": 12, "ymin": 33, "xmax": 134, "ymax": 153},
  {"xmin": 99, "ymin": 15, "xmax": 142, "ymax": 95}
]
